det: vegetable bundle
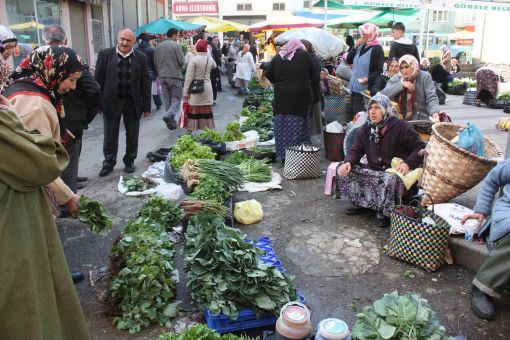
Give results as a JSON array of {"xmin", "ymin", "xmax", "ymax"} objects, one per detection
[
  {"xmin": 109, "ymin": 217, "xmax": 179, "ymax": 333},
  {"xmin": 122, "ymin": 176, "xmax": 158, "ymax": 192},
  {"xmin": 238, "ymin": 158, "xmax": 272, "ymax": 183},
  {"xmin": 223, "ymin": 122, "xmax": 244, "ymax": 142},
  {"xmin": 183, "ymin": 215, "xmax": 297, "ymax": 320},
  {"xmin": 170, "ymin": 135, "xmax": 216, "ymax": 170},
  {"xmin": 352, "ymin": 291, "xmax": 455, "ymax": 340},
  {"xmin": 242, "ymin": 89, "xmax": 273, "ymax": 108},
  {"xmin": 158, "ymin": 324, "xmax": 246, "ymax": 340},
  {"xmin": 196, "ymin": 128, "xmax": 224, "ymax": 142},
  {"xmin": 180, "ymin": 159, "xmax": 246, "ymax": 190},
  {"xmin": 190, "ymin": 175, "xmax": 232, "ymax": 203},
  {"xmin": 138, "ymin": 196, "xmax": 183, "ymax": 230},
  {"xmin": 240, "ymin": 98, "xmax": 274, "ymax": 141},
  {"xmin": 181, "ymin": 199, "xmax": 228, "ymax": 219},
  {"xmin": 224, "ymin": 151, "xmax": 252, "ymax": 165},
  {"xmin": 78, "ymin": 195, "xmax": 113, "ymax": 233}
]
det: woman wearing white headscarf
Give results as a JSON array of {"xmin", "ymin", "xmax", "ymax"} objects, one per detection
[
  {"xmin": 441, "ymin": 45, "xmax": 452, "ymax": 72},
  {"xmin": 0, "ymin": 25, "xmax": 18, "ymax": 90},
  {"xmin": 336, "ymin": 94, "xmax": 426, "ymax": 227},
  {"xmin": 382, "ymin": 54, "xmax": 440, "ymax": 121}
]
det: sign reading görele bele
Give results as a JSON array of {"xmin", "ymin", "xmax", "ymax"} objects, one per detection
[{"xmin": 173, "ymin": 1, "xmax": 219, "ymax": 15}]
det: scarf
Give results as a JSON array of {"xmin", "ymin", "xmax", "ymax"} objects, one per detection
[
  {"xmin": 359, "ymin": 23, "xmax": 380, "ymax": 47},
  {"xmin": 397, "ymin": 55, "xmax": 419, "ymax": 120},
  {"xmin": 367, "ymin": 94, "xmax": 393, "ymax": 144},
  {"xmin": 279, "ymin": 39, "xmax": 305, "ymax": 61}
]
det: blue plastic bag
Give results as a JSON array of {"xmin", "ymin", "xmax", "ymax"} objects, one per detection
[{"xmin": 457, "ymin": 122, "xmax": 485, "ymax": 156}]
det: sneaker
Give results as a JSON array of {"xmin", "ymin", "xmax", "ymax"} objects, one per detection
[
  {"xmin": 471, "ymin": 285, "xmax": 496, "ymax": 320},
  {"xmin": 344, "ymin": 205, "xmax": 371, "ymax": 215},
  {"xmin": 163, "ymin": 116, "xmax": 177, "ymax": 130}
]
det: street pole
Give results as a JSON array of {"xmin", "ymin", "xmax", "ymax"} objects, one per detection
[
  {"xmin": 325, "ymin": 0, "xmax": 328, "ymax": 30},
  {"xmin": 418, "ymin": 1, "xmax": 427, "ymax": 57}
]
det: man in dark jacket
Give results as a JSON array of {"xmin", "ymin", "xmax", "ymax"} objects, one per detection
[
  {"xmin": 207, "ymin": 37, "xmax": 222, "ymax": 101},
  {"xmin": 136, "ymin": 35, "xmax": 162, "ymax": 110},
  {"xmin": 388, "ymin": 22, "xmax": 420, "ymax": 62},
  {"xmin": 95, "ymin": 28, "xmax": 150, "ymax": 176}
]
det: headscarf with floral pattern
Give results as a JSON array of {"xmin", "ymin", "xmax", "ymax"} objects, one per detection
[{"xmin": 9, "ymin": 45, "xmax": 84, "ymax": 117}]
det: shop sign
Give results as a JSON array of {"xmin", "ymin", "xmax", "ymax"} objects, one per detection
[
  {"xmin": 430, "ymin": 0, "xmax": 510, "ymax": 13},
  {"xmin": 343, "ymin": 0, "xmax": 422, "ymax": 9},
  {"xmin": 173, "ymin": 1, "xmax": 219, "ymax": 14}
]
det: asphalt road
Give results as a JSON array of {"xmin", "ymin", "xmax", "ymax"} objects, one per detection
[{"xmin": 57, "ymin": 83, "xmax": 510, "ymax": 339}]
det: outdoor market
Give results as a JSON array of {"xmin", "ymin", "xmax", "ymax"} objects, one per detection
[{"xmin": 1, "ymin": 0, "xmax": 510, "ymax": 339}]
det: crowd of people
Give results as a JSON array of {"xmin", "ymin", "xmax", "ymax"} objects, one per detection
[{"xmin": 0, "ymin": 18, "xmax": 508, "ymax": 338}]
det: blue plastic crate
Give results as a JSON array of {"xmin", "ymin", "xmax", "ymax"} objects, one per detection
[{"xmin": 205, "ymin": 236, "xmax": 304, "ymax": 333}]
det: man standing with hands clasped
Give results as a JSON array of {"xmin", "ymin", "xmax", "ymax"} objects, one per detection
[{"xmin": 95, "ymin": 28, "xmax": 151, "ymax": 177}]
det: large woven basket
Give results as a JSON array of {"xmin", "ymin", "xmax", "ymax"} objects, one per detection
[{"xmin": 420, "ymin": 123, "xmax": 501, "ymax": 206}]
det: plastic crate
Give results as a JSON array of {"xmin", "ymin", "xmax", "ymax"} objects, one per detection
[{"xmin": 205, "ymin": 236, "xmax": 304, "ymax": 333}]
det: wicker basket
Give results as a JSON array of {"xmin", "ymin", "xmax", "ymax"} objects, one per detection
[
  {"xmin": 327, "ymin": 75, "xmax": 347, "ymax": 96},
  {"xmin": 420, "ymin": 123, "xmax": 501, "ymax": 206}
]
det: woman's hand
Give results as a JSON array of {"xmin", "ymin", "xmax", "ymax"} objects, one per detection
[
  {"xmin": 66, "ymin": 194, "xmax": 80, "ymax": 219},
  {"xmin": 432, "ymin": 112, "xmax": 440, "ymax": 121},
  {"xmin": 358, "ymin": 77, "xmax": 368, "ymax": 84},
  {"xmin": 402, "ymin": 80, "xmax": 415, "ymax": 91},
  {"xmin": 461, "ymin": 213, "xmax": 485, "ymax": 227},
  {"xmin": 395, "ymin": 162, "xmax": 410, "ymax": 176},
  {"xmin": 337, "ymin": 163, "xmax": 352, "ymax": 177},
  {"xmin": 0, "ymin": 95, "xmax": 15, "ymax": 111}
]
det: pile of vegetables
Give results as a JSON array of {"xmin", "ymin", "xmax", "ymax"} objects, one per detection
[
  {"xmin": 183, "ymin": 214, "xmax": 297, "ymax": 320},
  {"xmin": 158, "ymin": 324, "xmax": 247, "ymax": 340},
  {"xmin": 181, "ymin": 199, "xmax": 228, "ymax": 219},
  {"xmin": 122, "ymin": 176, "xmax": 158, "ymax": 192},
  {"xmin": 78, "ymin": 195, "xmax": 112, "ymax": 233},
  {"xmin": 448, "ymin": 78, "xmax": 474, "ymax": 88},
  {"xmin": 241, "ymin": 102, "xmax": 273, "ymax": 142},
  {"xmin": 190, "ymin": 176, "xmax": 232, "ymax": 203},
  {"xmin": 224, "ymin": 151, "xmax": 252, "ymax": 165},
  {"xmin": 223, "ymin": 122, "xmax": 244, "ymax": 142},
  {"xmin": 170, "ymin": 135, "xmax": 216, "ymax": 170},
  {"xmin": 109, "ymin": 216, "xmax": 178, "ymax": 333},
  {"xmin": 498, "ymin": 92, "xmax": 510, "ymax": 100},
  {"xmin": 196, "ymin": 128, "xmax": 224, "ymax": 143},
  {"xmin": 181, "ymin": 159, "xmax": 246, "ymax": 190},
  {"xmin": 238, "ymin": 158, "xmax": 272, "ymax": 183},
  {"xmin": 351, "ymin": 291, "xmax": 455, "ymax": 340},
  {"xmin": 242, "ymin": 89, "xmax": 273, "ymax": 108},
  {"xmin": 138, "ymin": 196, "xmax": 183, "ymax": 230},
  {"xmin": 248, "ymin": 74, "xmax": 263, "ymax": 90}
]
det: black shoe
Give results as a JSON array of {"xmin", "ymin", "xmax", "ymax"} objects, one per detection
[
  {"xmin": 124, "ymin": 162, "xmax": 135, "ymax": 173},
  {"xmin": 163, "ymin": 116, "xmax": 177, "ymax": 130},
  {"xmin": 77, "ymin": 182, "xmax": 85, "ymax": 190},
  {"xmin": 77, "ymin": 176, "xmax": 88, "ymax": 182},
  {"xmin": 71, "ymin": 271, "xmax": 85, "ymax": 284},
  {"xmin": 156, "ymin": 106, "xmax": 162, "ymax": 110},
  {"xmin": 376, "ymin": 211, "xmax": 390, "ymax": 228},
  {"xmin": 218, "ymin": 89, "xmax": 225, "ymax": 92},
  {"xmin": 59, "ymin": 206, "xmax": 72, "ymax": 218},
  {"xmin": 471, "ymin": 285, "xmax": 496, "ymax": 320},
  {"xmin": 345, "ymin": 205, "xmax": 371, "ymax": 216},
  {"xmin": 99, "ymin": 166, "xmax": 113, "ymax": 177}
]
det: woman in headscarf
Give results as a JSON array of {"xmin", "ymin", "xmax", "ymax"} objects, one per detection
[
  {"xmin": 183, "ymin": 39, "xmax": 216, "ymax": 133},
  {"xmin": 3, "ymin": 45, "xmax": 84, "ymax": 217},
  {"xmin": 0, "ymin": 25, "xmax": 17, "ymax": 90},
  {"xmin": 375, "ymin": 57, "xmax": 399, "ymax": 93},
  {"xmin": 381, "ymin": 54, "xmax": 440, "ymax": 121},
  {"xmin": 475, "ymin": 65, "xmax": 500, "ymax": 107},
  {"xmin": 441, "ymin": 45, "xmax": 452, "ymax": 72},
  {"xmin": 336, "ymin": 94, "xmax": 426, "ymax": 227},
  {"xmin": 346, "ymin": 23, "xmax": 384, "ymax": 119},
  {"xmin": 0, "ymin": 97, "xmax": 89, "ymax": 339},
  {"xmin": 234, "ymin": 43, "xmax": 256, "ymax": 94},
  {"xmin": 266, "ymin": 39, "xmax": 315, "ymax": 162}
]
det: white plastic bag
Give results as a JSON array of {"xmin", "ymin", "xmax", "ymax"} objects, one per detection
[
  {"xmin": 427, "ymin": 203, "xmax": 474, "ymax": 234},
  {"xmin": 225, "ymin": 130, "xmax": 259, "ymax": 151},
  {"xmin": 239, "ymin": 172, "xmax": 282, "ymax": 192},
  {"xmin": 325, "ymin": 121, "xmax": 344, "ymax": 133},
  {"xmin": 234, "ymin": 199, "xmax": 264, "ymax": 225},
  {"xmin": 118, "ymin": 176, "xmax": 158, "ymax": 196},
  {"xmin": 155, "ymin": 183, "xmax": 185, "ymax": 202}
]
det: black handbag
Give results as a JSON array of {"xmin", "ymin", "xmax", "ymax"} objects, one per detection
[{"xmin": 189, "ymin": 56, "xmax": 209, "ymax": 94}]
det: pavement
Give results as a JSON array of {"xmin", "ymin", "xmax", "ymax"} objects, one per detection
[{"xmin": 57, "ymin": 82, "xmax": 510, "ymax": 339}]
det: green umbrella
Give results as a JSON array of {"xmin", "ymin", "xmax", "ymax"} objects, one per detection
[
  {"xmin": 327, "ymin": 9, "xmax": 419, "ymax": 28},
  {"xmin": 134, "ymin": 18, "xmax": 203, "ymax": 37}
]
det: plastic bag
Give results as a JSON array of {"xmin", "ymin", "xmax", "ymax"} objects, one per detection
[
  {"xmin": 427, "ymin": 203, "xmax": 474, "ymax": 234},
  {"xmin": 457, "ymin": 122, "xmax": 484, "ymax": 156},
  {"xmin": 325, "ymin": 121, "xmax": 344, "ymax": 133},
  {"xmin": 234, "ymin": 199, "xmax": 263, "ymax": 225}
]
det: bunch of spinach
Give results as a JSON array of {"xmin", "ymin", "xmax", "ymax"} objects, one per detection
[
  {"xmin": 78, "ymin": 195, "xmax": 113, "ymax": 233},
  {"xmin": 240, "ymin": 101, "xmax": 273, "ymax": 142},
  {"xmin": 191, "ymin": 175, "xmax": 232, "ymax": 203},
  {"xmin": 223, "ymin": 122, "xmax": 244, "ymax": 142},
  {"xmin": 122, "ymin": 176, "xmax": 157, "ymax": 192},
  {"xmin": 196, "ymin": 128, "xmax": 225, "ymax": 142},
  {"xmin": 109, "ymin": 217, "xmax": 179, "ymax": 333},
  {"xmin": 352, "ymin": 291, "xmax": 455, "ymax": 340},
  {"xmin": 138, "ymin": 196, "xmax": 183, "ymax": 230},
  {"xmin": 183, "ymin": 215, "xmax": 297, "ymax": 320},
  {"xmin": 170, "ymin": 135, "xmax": 216, "ymax": 170},
  {"xmin": 224, "ymin": 151, "xmax": 252, "ymax": 165},
  {"xmin": 158, "ymin": 323, "xmax": 246, "ymax": 340},
  {"xmin": 242, "ymin": 89, "xmax": 273, "ymax": 108}
]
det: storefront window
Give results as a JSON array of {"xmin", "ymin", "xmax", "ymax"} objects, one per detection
[{"xmin": 6, "ymin": 0, "xmax": 61, "ymax": 65}]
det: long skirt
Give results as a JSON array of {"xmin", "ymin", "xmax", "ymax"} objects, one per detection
[
  {"xmin": 186, "ymin": 105, "xmax": 215, "ymax": 131},
  {"xmin": 476, "ymin": 69, "xmax": 499, "ymax": 103},
  {"xmin": 274, "ymin": 113, "xmax": 311, "ymax": 161},
  {"xmin": 335, "ymin": 164, "xmax": 406, "ymax": 217},
  {"xmin": 310, "ymin": 102, "xmax": 323, "ymax": 135}
]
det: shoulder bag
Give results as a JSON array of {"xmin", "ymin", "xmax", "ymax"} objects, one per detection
[{"xmin": 189, "ymin": 56, "xmax": 209, "ymax": 94}]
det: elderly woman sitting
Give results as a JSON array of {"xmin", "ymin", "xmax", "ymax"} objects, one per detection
[
  {"xmin": 336, "ymin": 94, "xmax": 426, "ymax": 227},
  {"xmin": 382, "ymin": 55, "xmax": 440, "ymax": 121}
]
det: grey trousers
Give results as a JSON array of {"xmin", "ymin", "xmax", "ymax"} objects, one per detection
[
  {"xmin": 61, "ymin": 136, "xmax": 82, "ymax": 193},
  {"xmin": 160, "ymin": 77, "xmax": 183, "ymax": 118},
  {"xmin": 226, "ymin": 63, "xmax": 235, "ymax": 84}
]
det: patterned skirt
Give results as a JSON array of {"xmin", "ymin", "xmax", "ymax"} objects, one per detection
[
  {"xmin": 273, "ymin": 114, "xmax": 311, "ymax": 161},
  {"xmin": 335, "ymin": 164, "xmax": 406, "ymax": 217},
  {"xmin": 187, "ymin": 105, "xmax": 215, "ymax": 131}
]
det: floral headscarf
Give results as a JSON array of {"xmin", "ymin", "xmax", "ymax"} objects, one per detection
[
  {"xmin": 10, "ymin": 45, "xmax": 84, "ymax": 117},
  {"xmin": 279, "ymin": 39, "xmax": 305, "ymax": 61},
  {"xmin": 398, "ymin": 54, "xmax": 420, "ymax": 119},
  {"xmin": 358, "ymin": 23, "xmax": 380, "ymax": 47},
  {"xmin": 367, "ymin": 94, "xmax": 393, "ymax": 144}
]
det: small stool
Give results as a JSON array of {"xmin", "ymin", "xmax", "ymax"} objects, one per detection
[{"xmin": 324, "ymin": 162, "xmax": 340, "ymax": 195}]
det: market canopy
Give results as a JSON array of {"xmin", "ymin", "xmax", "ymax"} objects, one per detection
[
  {"xmin": 9, "ymin": 21, "xmax": 46, "ymax": 30},
  {"xmin": 185, "ymin": 16, "xmax": 246, "ymax": 33},
  {"xmin": 327, "ymin": 9, "xmax": 419, "ymax": 28},
  {"xmin": 246, "ymin": 15, "xmax": 324, "ymax": 32},
  {"xmin": 275, "ymin": 27, "xmax": 346, "ymax": 58},
  {"xmin": 134, "ymin": 18, "xmax": 203, "ymax": 37}
]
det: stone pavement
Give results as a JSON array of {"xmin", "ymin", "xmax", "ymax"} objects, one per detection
[{"xmin": 57, "ymin": 83, "xmax": 510, "ymax": 339}]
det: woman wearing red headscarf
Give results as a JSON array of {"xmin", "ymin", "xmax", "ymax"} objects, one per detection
[{"xmin": 183, "ymin": 39, "xmax": 217, "ymax": 133}]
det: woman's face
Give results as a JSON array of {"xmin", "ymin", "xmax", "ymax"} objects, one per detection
[
  {"xmin": 2, "ymin": 41, "xmax": 17, "ymax": 59},
  {"xmin": 388, "ymin": 60, "xmax": 399, "ymax": 76},
  {"xmin": 400, "ymin": 62, "xmax": 414, "ymax": 80},
  {"xmin": 320, "ymin": 70, "xmax": 326, "ymax": 79},
  {"xmin": 57, "ymin": 72, "xmax": 82, "ymax": 94},
  {"xmin": 369, "ymin": 102, "xmax": 384, "ymax": 124},
  {"xmin": 360, "ymin": 32, "xmax": 368, "ymax": 44}
]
